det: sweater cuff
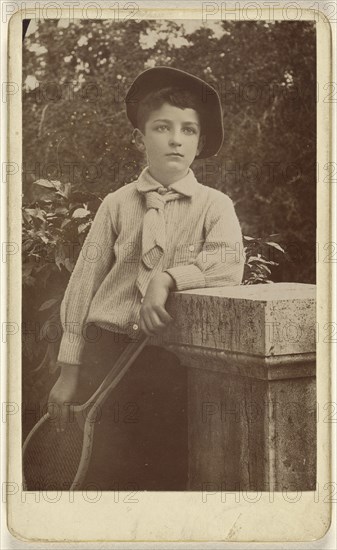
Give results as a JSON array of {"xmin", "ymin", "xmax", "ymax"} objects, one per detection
[
  {"xmin": 57, "ymin": 332, "xmax": 84, "ymax": 365},
  {"xmin": 164, "ymin": 264, "xmax": 206, "ymax": 291}
]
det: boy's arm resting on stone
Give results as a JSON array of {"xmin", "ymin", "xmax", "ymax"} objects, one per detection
[
  {"xmin": 165, "ymin": 194, "xmax": 245, "ymax": 290},
  {"xmin": 139, "ymin": 272, "xmax": 175, "ymax": 336}
]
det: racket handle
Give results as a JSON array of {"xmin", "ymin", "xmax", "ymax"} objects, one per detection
[
  {"xmin": 89, "ymin": 334, "xmax": 150, "ymax": 401},
  {"xmin": 70, "ymin": 335, "xmax": 150, "ymax": 490},
  {"xmin": 96, "ymin": 335, "xmax": 150, "ymax": 406}
]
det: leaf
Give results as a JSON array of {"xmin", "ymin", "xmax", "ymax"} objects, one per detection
[
  {"xmin": 64, "ymin": 258, "xmax": 75, "ymax": 272},
  {"xmin": 22, "ymin": 239, "xmax": 34, "ymax": 251},
  {"xmin": 72, "ymin": 207, "xmax": 90, "ymax": 219},
  {"xmin": 23, "ymin": 210, "xmax": 33, "ymax": 223},
  {"xmin": 38, "ymin": 234, "xmax": 49, "ymax": 244},
  {"xmin": 36, "ymin": 210, "xmax": 47, "ymax": 222},
  {"xmin": 25, "ymin": 208, "xmax": 46, "ymax": 222},
  {"xmin": 56, "ymin": 182, "xmax": 71, "ymax": 199},
  {"xmin": 266, "ymin": 241, "xmax": 285, "ymax": 253},
  {"xmin": 50, "ymin": 180, "xmax": 62, "ymax": 190},
  {"xmin": 55, "ymin": 253, "xmax": 64, "ymax": 270},
  {"xmin": 78, "ymin": 222, "xmax": 91, "ymax": 234},
  {"xmin": 248, "ymin": 256, "xmax": 278, "ymax": 266},
  {"xmin": 55, "ymin": 207, "xmax": 68, "ymax": 215},
  {"xmin": 258, "ymin": 264, "xmax": 271, "ymax": 274},
  {"xmin": 38, "ymin": 298, "xmax": 59, "ymax": 311},
  {"xmin": 34, "ymin": 179, "xmax": 56, "ymax": 189},
  {"xmin": 247, "ymin": 256, "xmax": 261, "ymax": 263}
]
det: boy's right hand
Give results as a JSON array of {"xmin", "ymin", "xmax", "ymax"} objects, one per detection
[
  {"xmin": 140, "ymin": 273, "xmax": 175, "ymax": 336},
  {"xmin": 47, "ymin": 364, "xmax": 80, "ymax": 432}
]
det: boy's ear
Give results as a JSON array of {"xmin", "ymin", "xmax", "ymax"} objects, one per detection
[
  {"xmin": 197, "ymin": 134, "xmax": 206, "ymax": 156},
  {"xmin": 132, "ymin": 128, "xmax": 146, "ymax": 152}
]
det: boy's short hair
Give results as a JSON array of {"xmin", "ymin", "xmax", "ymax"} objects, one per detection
[{"xmin": 136, "ymin": 86, "xmax": 206, "ymax": 136}]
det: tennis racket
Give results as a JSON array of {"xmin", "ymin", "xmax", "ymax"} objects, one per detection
[{"xmin": 22, "ymin": 334, "xmax": 149, "ymax": 491}]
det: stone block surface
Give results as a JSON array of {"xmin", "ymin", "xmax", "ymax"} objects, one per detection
[{"xmin": 159, "ymin": 283, "xmax": 316, "ymax": 358}]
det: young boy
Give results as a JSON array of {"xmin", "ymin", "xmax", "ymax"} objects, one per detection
[{"xmin": 49, "ymin": 67, "xmax": 244, "ymax": 488}]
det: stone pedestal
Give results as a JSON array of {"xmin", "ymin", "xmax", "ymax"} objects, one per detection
[{"xmin": 154, "ymin": 283, "xmax": 316, "ymax": 491}]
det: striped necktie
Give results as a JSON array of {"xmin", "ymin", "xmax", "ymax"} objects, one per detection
[
  {"xmin": 140, "ymin": 186, "xmax": 184, "ymax": 269},
  {"xmin": 135, "ymin": 167, "xmax": 197, "ymax": 297}
]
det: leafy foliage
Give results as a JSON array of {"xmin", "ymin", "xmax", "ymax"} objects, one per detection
[
  {"xmin": 22, "ymin": 178, "xmax": 101, "ymax": 288},
  {"xmin": 22, "ymin": 177, "xmax": 102, "ymax": 411},
  {"xmin": 243, "ymin": 235, "xmax": 285, "ymax": 285}
]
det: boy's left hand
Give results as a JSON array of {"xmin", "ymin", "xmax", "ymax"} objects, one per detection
[{"xmin": 140, "ymin": 273, "xmax": 175, "ymax": 336}]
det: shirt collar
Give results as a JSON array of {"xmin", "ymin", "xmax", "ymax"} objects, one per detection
[{"xmin": 136, "ymin": 166, "xmax": 199, "ymax": 198}]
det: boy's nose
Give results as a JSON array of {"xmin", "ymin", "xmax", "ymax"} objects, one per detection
[{"xmin": 169, "ymin": 132, "xmax": 182, "ymax": 146}]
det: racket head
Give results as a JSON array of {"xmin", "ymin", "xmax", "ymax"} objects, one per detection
[
  {"xmin": 22, "ymin": 336, "xmax": 149, "ymax": 491},
  {"xmin": 22, "ymin": 412, "xmax": 85, "ymax": 490}
]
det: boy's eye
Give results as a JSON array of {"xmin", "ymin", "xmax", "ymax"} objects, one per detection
[
  {"xmin": 155, "ymin": 125, "xmax": 169, "ymax": 132},
  {"xmin": 183, "ymin": 127, "xmax": 197, "ymax": 135}
]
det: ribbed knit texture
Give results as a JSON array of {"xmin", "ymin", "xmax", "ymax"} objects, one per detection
[{"xmin": 57, "ymin": 166, "xmax": 245, "ymax": 365}]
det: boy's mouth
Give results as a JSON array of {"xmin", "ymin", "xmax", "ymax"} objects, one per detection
[{"xmin": 166, "ymin": 152, "xmax": 184, "ymax": 157}]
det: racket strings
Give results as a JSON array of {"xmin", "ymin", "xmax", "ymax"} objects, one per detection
[
  {"xmin": 23, "ymin": 419, "xmax": 84, "ymax": 490},
  {"xmin": 23, "ymin": 337, "xmax": 150, "ymax": 490}
]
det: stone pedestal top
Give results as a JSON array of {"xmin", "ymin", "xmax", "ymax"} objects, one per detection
[
  {"xmin": 153, "ymin": 283, "xmax": 316, "ymax": 363},
  {"xmin": 178, "ymin": 282, "xmax": 316, "ymax": 301}
]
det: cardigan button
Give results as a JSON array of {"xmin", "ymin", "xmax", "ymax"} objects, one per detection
[
  {"xmin": 132, "ymin": 324, "xmax": 139, "ymax": 331},
  {"xmin": 140, "ymin": 298, "xmax": 144, "ymax": 304},
  {"xmin": 188, "ymin": 245, "xmax": 195, "ymax": 252}
]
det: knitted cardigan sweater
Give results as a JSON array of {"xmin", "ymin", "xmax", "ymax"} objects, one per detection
[{"xmin": 57, "ymin": 166, "xmax": 245, "ymax": 365}]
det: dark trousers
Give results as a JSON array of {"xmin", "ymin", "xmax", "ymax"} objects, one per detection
[{"xmin": 79, "ymin": 326, "xmax": 188, "ymax": 491}]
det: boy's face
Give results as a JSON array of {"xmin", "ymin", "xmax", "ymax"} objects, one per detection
[{"xmin": 134, "ymin": 102, "xmax": 205, "ymax": 183}]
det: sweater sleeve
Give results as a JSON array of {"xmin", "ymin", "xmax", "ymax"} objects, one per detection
[
  {"xmin": 57, "ymin": 195, "xmax": 118, "ymax": 365},
  {"xmin": 164, "ymin": 193, "xmax": 245, "ymax": 291}
]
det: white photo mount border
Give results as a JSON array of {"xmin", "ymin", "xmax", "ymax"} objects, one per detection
[{"xmin": 3, "ymin": 1, "xmax": 335, "ymax": 543}]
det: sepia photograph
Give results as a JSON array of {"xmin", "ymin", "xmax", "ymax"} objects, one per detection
[
  {"xmin": 4, "ymin": 3, "xmax": 334, "ymax": 543},
  {"xmin": 20, "ymin": 16, "xmax": 318, "ymax": 493}
]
